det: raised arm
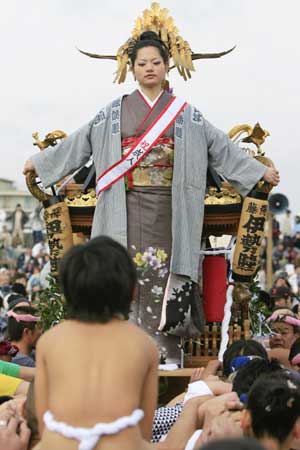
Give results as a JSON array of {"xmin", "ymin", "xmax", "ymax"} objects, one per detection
[
  {"xmin": 204, "ymin": 119, "xmax": 279, "ymax": 197},
  {"xmin": 23, "ymin": 120, "xmax": 93, "ymax": 189}
]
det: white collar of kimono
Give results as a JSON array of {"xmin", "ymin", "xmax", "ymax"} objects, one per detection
[{"xmin": 138, "ymin": 89, "xmax": 163, "ymax": 108}]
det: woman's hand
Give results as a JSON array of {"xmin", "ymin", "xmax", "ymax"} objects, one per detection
[
  {"xmin": 23, "ymin": 159, "xmax": 37, "ymax": 176},
  {"xmin": 263, "ymin": 167, "xmax": 280, "ymax": 186}
]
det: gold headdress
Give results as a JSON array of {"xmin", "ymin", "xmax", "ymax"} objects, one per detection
[{"xmin": 78, "ymin": 2, "xmax": 235, "ymax": 83}]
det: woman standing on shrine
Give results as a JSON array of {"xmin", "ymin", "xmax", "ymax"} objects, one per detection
[{"xmin": 23, "ymin": 24, "xmax": 279, "ymax": 363}]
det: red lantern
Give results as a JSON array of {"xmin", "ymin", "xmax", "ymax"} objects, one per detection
[{"xmin": 203, "ymin": 255, "xmax": 227, "ymax": 322}]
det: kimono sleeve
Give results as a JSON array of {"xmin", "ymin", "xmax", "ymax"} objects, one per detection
[
  {"xmin": 203, "ymin": 118, "xmax": 267, "ymax": 197},
  {"xmin": 30, "ymin": 120, "xmax": 93, "ymax": 189}
]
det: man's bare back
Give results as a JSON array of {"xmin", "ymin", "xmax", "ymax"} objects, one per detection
[{"xmin": 35, "ymin": 319, "xmax": 158, "ymax": 450}]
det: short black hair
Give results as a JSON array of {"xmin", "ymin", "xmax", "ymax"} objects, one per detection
[
  {"xmin": 232, "ymin": 358, "xmax": 283, "ymax": 397},
  {"xmin": 199, "ymin": 438, "xmax": 265, "ymax": 450},
  {"xmin": 7, "ymin": 305, "xmax": 38, "ymax": 341},
  {"xmin": 6, "ymin": 292, "xmax": 29, "ymax": 310},
  {"xmin": 223, "ymin": 339, "xmax": 268, "ymax": 378},
  {"xmin": 130, "ymin": 31, "xmax": 169, "ymax": 66},
  {"xmin": 247, "ymin": 374, "xmax": 300, "ymax": 443},
  {"xmin": 59, "ymin": 236, "xmax": 137, "ymax": 323},
  {"xmin": 11, "ymin": 283, "xmax": 27, "ymax": 297}
]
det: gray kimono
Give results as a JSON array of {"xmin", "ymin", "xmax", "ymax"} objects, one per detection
[{"xmin": 31, "ymin": 92, "xmax": 266, "ymax": 283}]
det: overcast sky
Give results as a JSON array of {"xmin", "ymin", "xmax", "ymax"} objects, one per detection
[{"xmin": 1, "ymin": 1, "xmax": 299, "ymax": 216}]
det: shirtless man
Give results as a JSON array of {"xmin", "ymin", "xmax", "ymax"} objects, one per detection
[{"xmin": 34, "ymin": 236, "xmax": 158, "ymax": 450}]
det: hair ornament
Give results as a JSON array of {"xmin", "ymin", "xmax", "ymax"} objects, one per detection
[{"xmin": 78, "ymin": 2, "xmax": 235, "ymax": 84}]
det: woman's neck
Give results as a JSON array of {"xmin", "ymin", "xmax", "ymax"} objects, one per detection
[{"xmin": 139, "ymin": 85, "xmax": 163, "ymax": 101}]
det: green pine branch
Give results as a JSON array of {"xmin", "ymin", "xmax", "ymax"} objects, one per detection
[{"xmin": 37, "ymin": 276, "xmax": 67, "ymax": 333}]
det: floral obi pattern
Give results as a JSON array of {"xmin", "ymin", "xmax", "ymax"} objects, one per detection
[{"xmin": 122, "ymin": 137, "xmax": 174, "ymax": 188}]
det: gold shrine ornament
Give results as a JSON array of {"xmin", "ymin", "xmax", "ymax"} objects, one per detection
[
  {"xmin": 27, "ymin": 130, "xmax": 73, "ymax": 276},
  {"xmin": 44, "ymin": 198, "xmax": 74, "ymax": 275},
  {"xmin": 228, "ymin": 122, "xmax": 274, "ymax": 284},
  {"xmin": 78, "ymin": 2, "xmax": 235, "ymax": 83}
]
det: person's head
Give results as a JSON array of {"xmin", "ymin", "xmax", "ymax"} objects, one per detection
[
  {"xmin": 268, "ymin": 311, "xmax": 299, "ymax": 350},
  {"xmin": 198, "ymin": 438, "xmax": 265, "ymax": 450},
  {"xmin": 274, "ymin": 271, "xmax": 291, "ymax": 288},
  {"xmin": 257, "ymin": 290, "xmax": 272, "ymax": 309},
  {"xmin": 59, "ymin": 236, "xmax": 137, "ymax": 323},
  {"xmin": 269, "ymin": 286, "xmax": 292, "ymax": 309},
  {"xmin": 0, "ymin": 268, "xmax": 11, "ymax": 287},
  {"xmin": 12, "ymin": 272, "xmax": 27, "ymax": 287},
  {"xmin": 277, "ymin": 243, "xmax": 284, "ymax": 253},
  {"xmin": 11, "ymin": 283, "xmax": 27, "ymax": 297},
  {"xmin": 130, "ymin": 31, "xmax": 169, "ymax": 89},
  {"xmin": 232, "ymin": 358, "xmax": 283, "ymax": 398},
  {"xmin": 242, "ymin": 375, "xmax": 300, "ymax": 447},
  {"xmin": 222, "ymin": 339, "xmax": 268, "ymax": 378},
  {"xmin": 4, "ymin": 292, "xmax": 30, "ymax": 311},
  {"xmin": 7, "ymin": 305, "xmax": 41, "ymax": 348}
]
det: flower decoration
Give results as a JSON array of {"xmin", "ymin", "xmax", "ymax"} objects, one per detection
[
  {"xmin": 132, "ymin": 246, "xmax": 168, "ymax": 304},
  {"xmin": 133, "ymin": 252, "xmax": 146, "ymax": 267},
  {"xmin": 151, "ymin": 285, "xmax": 163, "ymax": 296}
]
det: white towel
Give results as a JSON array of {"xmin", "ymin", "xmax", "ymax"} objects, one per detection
[
  {"xmin": 183, "ymin": 380, "xmax": 213, "ymax": 405},
  {"xmin": 159, "ymin": 364, "xmax": 179, "ymax": 371}
]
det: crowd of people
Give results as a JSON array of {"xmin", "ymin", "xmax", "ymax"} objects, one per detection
[
  {"xmin": 0, "ymin": 205, "xmax": 296, "ymax": 450},
  {"xmin": 259, "ymin": 210, "xmax": 300, "ymax": 294},
  {"xmin": 0, "ymin": 228, "xmax": 299, "ymax": 449}
]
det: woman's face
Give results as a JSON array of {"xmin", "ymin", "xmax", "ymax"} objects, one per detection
[{"xmin": 132, "ymin": 46, "xmax": 168, "ymax": 89}]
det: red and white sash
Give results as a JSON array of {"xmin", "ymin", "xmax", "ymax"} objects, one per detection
[{"xmin": 95, "ymin": 96, "xmax": 186, "ymax": 197}]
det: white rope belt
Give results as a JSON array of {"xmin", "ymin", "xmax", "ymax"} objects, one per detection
[{"xmin": 44, "ymin": 409, "xmax": 144, "ymax": 450}]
